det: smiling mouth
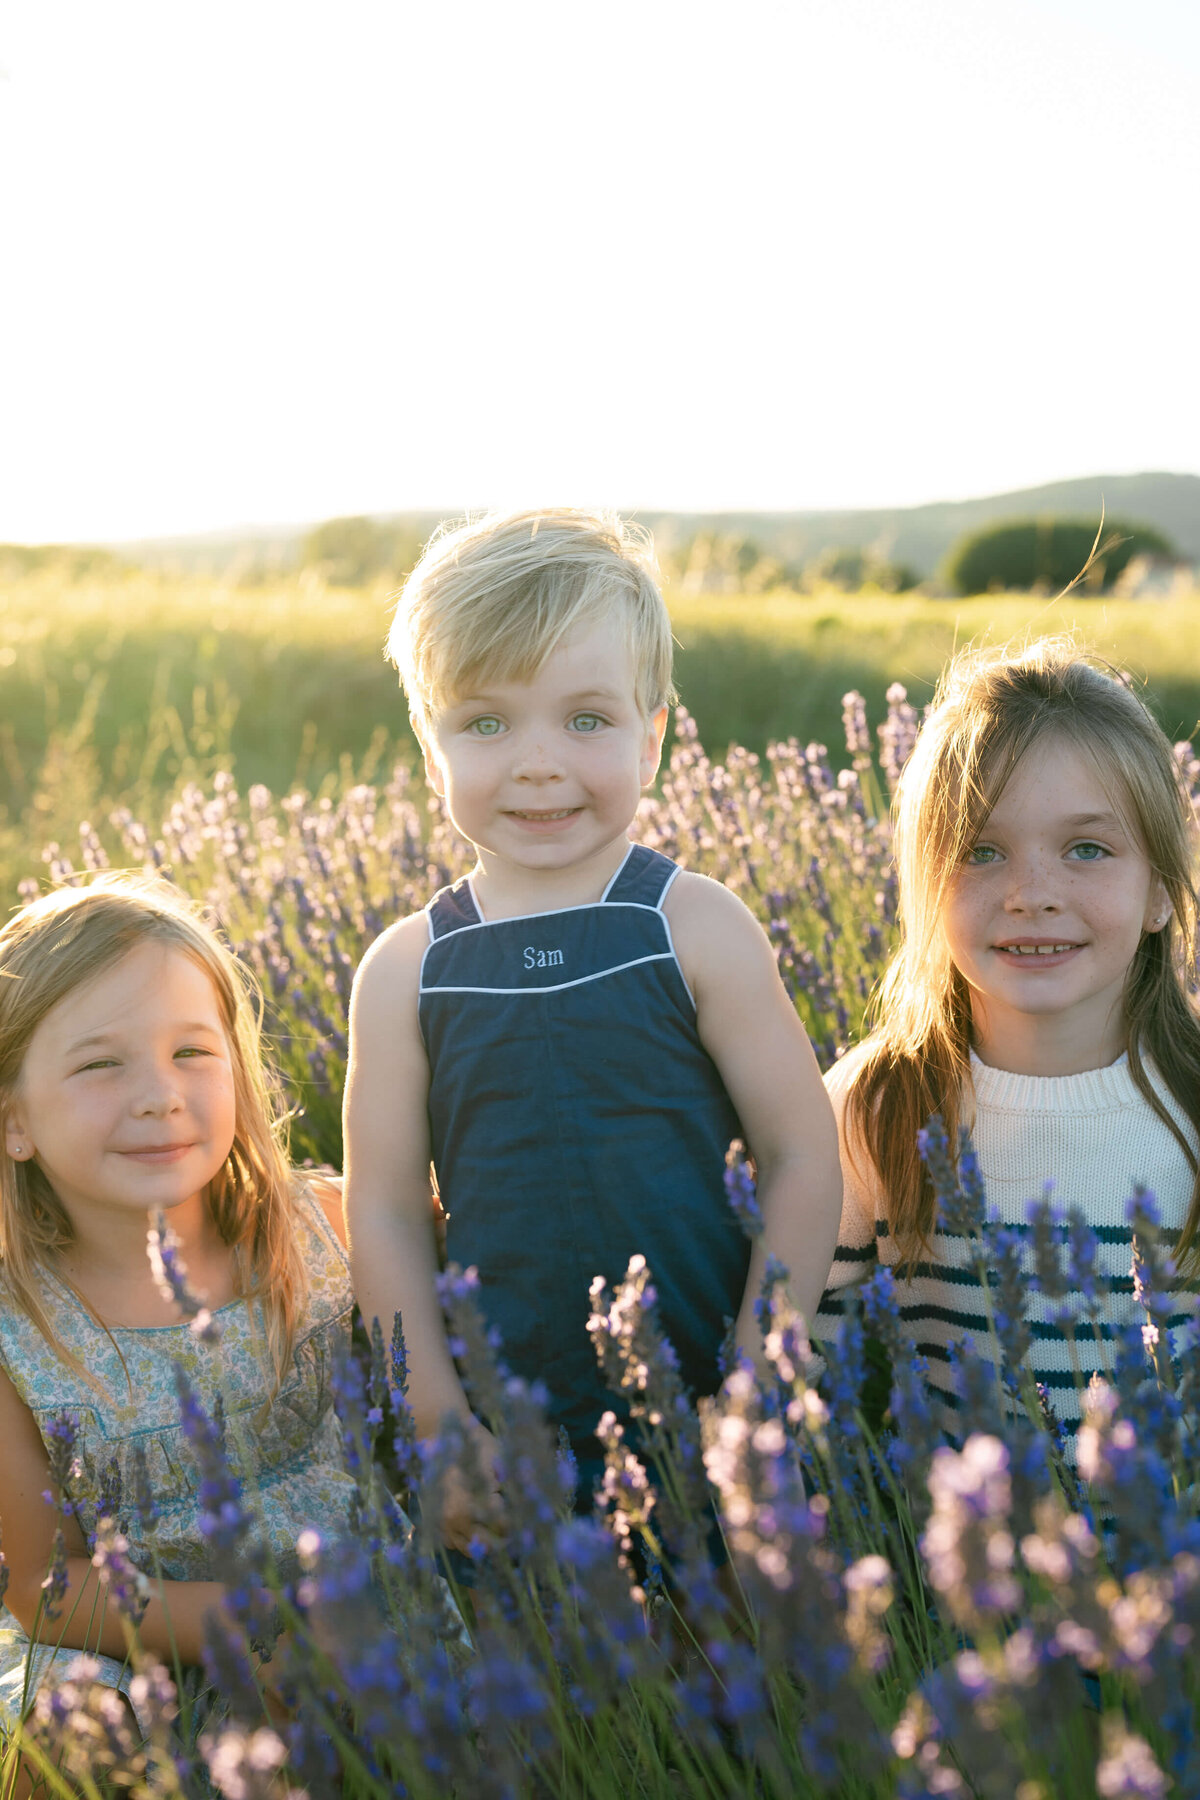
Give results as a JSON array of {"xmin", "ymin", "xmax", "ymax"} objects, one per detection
[
  {"xmin": 994, "ymin": 943, "xmax": 1079, "ymax": 957},
  {"xmin": 506, "ymin": 808, "xmax": 580, "ymax": 820}
]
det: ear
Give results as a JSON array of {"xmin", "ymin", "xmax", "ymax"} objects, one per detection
[
  {"xmin": 1144, "ymin": 882, "xmax": 1172, "ymax": 935},
  {"xmin": 4, "ymin": 1110, "xmax": 31, "ymax": 1161},
  {"xmin": 414, "ymin": 721, "xmax": 447, "ymax": 800},
  {"xmin": 422, "ymin": 747, "xmax": 446, "ymax": 800},
  {"xmin": 639, "ymin": 705, "xmax": 670, "ymax": 788}
]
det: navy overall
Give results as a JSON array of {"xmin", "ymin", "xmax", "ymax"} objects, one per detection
[{"xmin": 418, "ymin": 844, "xmax": 749, "ymax": 1474}]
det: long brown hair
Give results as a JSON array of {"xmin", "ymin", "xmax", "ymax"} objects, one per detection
[
  {"xmin": 845, "ymin": 636, "xmax": 1200, "ymax": 1267},
  {"xmin": 0, "ymin": 874, "xmax": 309, "ymax": 1389}
]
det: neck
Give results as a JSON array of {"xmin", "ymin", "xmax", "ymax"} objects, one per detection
[
  {"xmin": 471, "ymin": 838, "xmax": 633, "ymax": 919},
  {"xmin": 970, "ymin": 1007, "xmax": 1127, "ymax": 1078},
  {"xmin": 56, "ymin": 1193, "xmax": 224, "ymax": 1293}
]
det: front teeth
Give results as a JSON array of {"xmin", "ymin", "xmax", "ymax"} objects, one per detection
[{"xmin": 1004, "ymin": 944, "xmax": 1075, "ymax": 956}]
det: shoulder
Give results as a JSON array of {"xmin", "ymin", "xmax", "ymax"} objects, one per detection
[
  {"xmin": 350, "ymin": 911, "xmax": 430, "ymax": 1014},
  {"xmin": 0, "ymin": 1270, "xmax": 74, "ymax": 1408},
  {"xmin": 662, "ymin": 868, "xmax": 760, "ymax": 932},
  {"xmin": 661, "ymin": 871, "xmax": 771, "ymax": 987},
  {"xmin": 292, "ymin": 1168, "xmax": 347, "ymax": 1250},
  {"xmin": 824, "ymin": 1039, "xmax": 876, "ymax": 1111}
]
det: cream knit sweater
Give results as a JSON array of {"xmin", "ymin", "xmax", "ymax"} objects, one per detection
[{"xmin": 816, "ymin": 1048, "xmax": 1197, "ymax": 1440}]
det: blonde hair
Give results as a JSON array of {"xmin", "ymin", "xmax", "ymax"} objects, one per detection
[
  {"xmin": 846, "ymin": 635, "xmax": 1200, "ymax": 1266},
  {"xmin": 0, "ymin": 875, "xmax": 308, "ymax": 1390},
  {"xmin": 388, "ymin": 508, "xmax": 675, "ymax": 733}
]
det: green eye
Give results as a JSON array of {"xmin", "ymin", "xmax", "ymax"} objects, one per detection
[
  {"xmin": 1069, "ymin": 841, "xmax": 1108, "ymax": 861},
  {"xmin": 569, "ymin": 713, "xmax": 605, "ymax": 733},
  {"xmin": 467, "ymin": 716, "xmax": 504, "ymax": 738},
  {"xmin": 964, "ymin": 843, "xmax": 999, "ymax": 866}
]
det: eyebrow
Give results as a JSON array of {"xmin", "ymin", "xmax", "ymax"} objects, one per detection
[
  {"xmin": 454, "ymin": 686, "xmax": 627, "ymax": 707},
  {"xmin": 1060, "ymin": 812, "xmax": 1126, "ymax": 831},
  {"xmin": 64, "ymin": 1023, "xmax": 223, "ymax": 1054}
]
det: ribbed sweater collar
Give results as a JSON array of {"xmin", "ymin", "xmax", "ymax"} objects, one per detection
[{"xmin": 968, "ymin": 1049, "xmax": 1143, "ymax": 1114}]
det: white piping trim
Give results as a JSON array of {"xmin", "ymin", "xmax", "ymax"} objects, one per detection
[
  {"xmin": 656, "ymin": 902, "xmax": 697, "ymax": 1012},
  {"xmin": 420, "ymin": 952, "xmax": 675, "ymax": 997},
  {"xmin": 656, "ymin": 862, "xmax": 682, "ymax": 911},
  {"xmin": 423, "ymin": 899, "xmax": 667, "ymax": 936},
  {"xmin": 599, "ymin": 840, "xmax": 637, "ymax": 900}
]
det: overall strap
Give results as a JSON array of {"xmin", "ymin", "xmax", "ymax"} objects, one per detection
[
  {"xmin": 426, "ymin": 878, "xmax": 483, "ymax": 941},
  {"xmin": 601, "ymin": 844, "xmax": 679, "ymax": 910}
]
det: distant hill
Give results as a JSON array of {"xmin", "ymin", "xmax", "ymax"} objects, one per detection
[
  {"xmin": 96, "ymin": 472, "xmax": 1199, "ymax": 581},
  {"xmin": 639, "ymin": 471, "xmax": 1200, "ymax": 580}
]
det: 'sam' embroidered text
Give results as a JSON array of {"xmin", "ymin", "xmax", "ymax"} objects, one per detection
[{"xmin": 524, "ymin": 946, "xmax": 565, "ymax": 969}]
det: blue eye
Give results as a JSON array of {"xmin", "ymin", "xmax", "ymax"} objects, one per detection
[
  {"xmin": 569, "ymin": 713, "xmax": 606, "ymax": 734},
  {"xmin": 1068, "ymin": 841, "xmax": 1109, "ymax": 862},
  {"xmin": 466, "ymin": 716, "xmax": 505, "ymax": 738}
]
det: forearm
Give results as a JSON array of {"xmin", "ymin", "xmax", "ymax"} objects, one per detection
[
  {"xmin": 734, "ymin": 1151, "xmax": 841, "ymax": 1366},
  {"xmin": 13, "ymin": 1557, "xmax": 226, "ymax": 1667},
  {"xmin": 348, "ymin": 1209, "xmax": 476, "ymax": 1439}
]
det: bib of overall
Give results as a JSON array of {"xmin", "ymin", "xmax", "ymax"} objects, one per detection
[{"xmin": 418, "ymin": 843, "xmax": 749, "ymax": 1467}]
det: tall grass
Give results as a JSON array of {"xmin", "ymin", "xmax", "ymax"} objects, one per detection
[{"xmin": 3, "ymin": 566, "xmax": 1200, "ymax": 906}]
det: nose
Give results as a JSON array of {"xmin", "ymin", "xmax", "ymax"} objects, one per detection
[
  {"xmin": 510, "ymin": 728, "xmax": 564, "ymax": 782},
  {"xmin": 133, "ymin": 1064, "xmax": 186, "ymax": 1117},
  {"xmin": 1002, "ymin": 851, "xmax": 1061, "ymax": 914}
]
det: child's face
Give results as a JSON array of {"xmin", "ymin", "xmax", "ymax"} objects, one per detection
[
  {"xmin": 5, "ymin": 941, "xmax": 238, "ymax": 1234},
  {"xmin": 941, "ymin": 734, "xmax": 1168, "ymax": 1068},
  {"xmin": 422, "ymin": 615, "xmax": 668, "ymax": 890}
]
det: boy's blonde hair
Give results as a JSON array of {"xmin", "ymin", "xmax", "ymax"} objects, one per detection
[
  {"xmin": 0, "ymin": 874, "xmax": 308, "ymax": 1391},
  {"xmin": 845, "ymin": 635, "xmax": 1200, "ymax": 1266},
  {"xmin": 388, "ymin": 508, "xmax": 676, "ymax": 733}
]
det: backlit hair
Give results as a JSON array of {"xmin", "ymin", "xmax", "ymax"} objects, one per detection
[
  {"xmin": 0, "ymin": 874, "xmax": 308, "ymax": 1391},
  {"xmin": 845, "ymin": 635, "xmax": 1200, "ymax": 1267},
  {"xmin": 387, "ymin": 508, "xmax": 676, "ymax": 733}
]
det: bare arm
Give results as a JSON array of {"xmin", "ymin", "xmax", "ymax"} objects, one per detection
[
  {"xmin": 342, "ymin": 914, "xmax": 477, "ymax": 1439},
  {"xmin": 667, "ymin": 875, "xmax": 842, "ymax": 1371},
  {"xmin": 0, "ymin": 1365, "xmax": 225, "ymax": 1665},
  {"xmin": 821, "ymin": 1046, "xmax": 882, "ymax": 1293}
]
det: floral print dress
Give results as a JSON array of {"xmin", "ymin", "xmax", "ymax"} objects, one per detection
[{"xmin": 0, "ymin": 1183, "xmax": 357, "ymax": 1735}]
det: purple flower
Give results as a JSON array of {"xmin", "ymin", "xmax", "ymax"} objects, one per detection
[
  {"xmin": 917, "ymin": 1118, "xmax": 985, "ymax": 1239},
  {"xmin": 922, "ymin": 1435, "xmax": 1020, "ymax": 1629},
  {"xmin": 1095, "ymin": 1721, "xmax": 1168, "ymax": 1798},
  {"xmin": 147, "ymin": 1211, "xmax": 221, "ymax": 1343},
  {"xmin": 200, "ymin": 1724, "xmax": 288, "ymax": 1800},
  {"xmin": 91, "ymin": 1517, "xmax": 150, "ymax": 1626},
  {"xmin": 723, "ymin": 1138, "xmax": 763, "ymax": 1239}
]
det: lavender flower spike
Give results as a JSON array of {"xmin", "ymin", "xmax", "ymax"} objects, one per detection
[
  {"xmin": 147, "ymin": 1210, "xmax": 221, "ymax": 1344},
  {"xmin": 724, "ymin": 1139, "xmax": 763, "ymax": 1240}
]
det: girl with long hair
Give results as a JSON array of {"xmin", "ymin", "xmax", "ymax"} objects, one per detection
[{"xmin": 818, "ymin": 636, "xmax": 1200, "ymax": 1442}]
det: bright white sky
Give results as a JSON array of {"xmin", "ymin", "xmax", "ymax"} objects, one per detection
[{"xmin": 1, "ymin": 0, "xmax": 1197, "ymax": 542}]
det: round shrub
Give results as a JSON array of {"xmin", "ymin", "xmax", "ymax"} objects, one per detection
[{"xmin": 944, "ymin": 517, "xmax": 1173, "ymax": 596}]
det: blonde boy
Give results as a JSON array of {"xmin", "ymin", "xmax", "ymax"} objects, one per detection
[{"xmin": 343, "ymin": 509, "xmax": 840, "ymax": 1549}]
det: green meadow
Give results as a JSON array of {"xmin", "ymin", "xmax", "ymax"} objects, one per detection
[{"xmin": 3, "ymin": 566, "xmax": 1200, "ymax": 900}]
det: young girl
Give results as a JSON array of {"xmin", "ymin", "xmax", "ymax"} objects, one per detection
[
  {"xmin": 818, "ymin": 636, "xmax": 1200, "ymax": 1442},
  {"xmin": 0, "ymin": 875, "xmax": 357, "ymax": 1743}
]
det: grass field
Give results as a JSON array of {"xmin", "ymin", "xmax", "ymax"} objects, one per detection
[{"xmin": 3, "ymin": 566, "xmax": 1200, "ymax": 902}]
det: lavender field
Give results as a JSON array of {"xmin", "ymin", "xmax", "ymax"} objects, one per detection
[{"xmin": 8, "ymin": 691, "xmax": 1200, "ymax": 1799}]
